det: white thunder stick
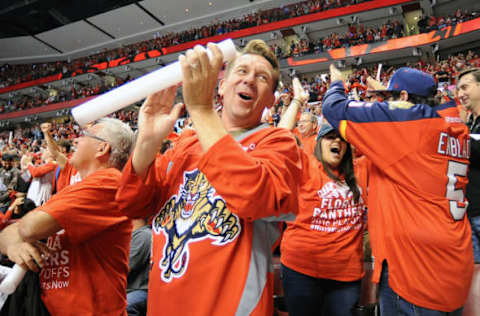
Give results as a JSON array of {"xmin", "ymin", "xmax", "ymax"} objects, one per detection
[
  {"xmin": 71, "ymin": 39, "xmax": 237, "ymax": 126},
  {"xmin": 376, "ymin": 63, "xmax": 383, "ymax": 81},
  {"xmin": 0, "ymin": 264, "xmax": 27, "ymax": 294}
]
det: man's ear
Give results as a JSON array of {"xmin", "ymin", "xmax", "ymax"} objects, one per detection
[
  {"xmin": 95, "ymin": 142, "xmax": 111, "ymax": 161},
  {"xmin": 218, "ymin": 79, "xmax": 225, "ymax": 97},
  {"xmin": 399, "ymin": 90, "xmax": 409, "ymax": 102}
]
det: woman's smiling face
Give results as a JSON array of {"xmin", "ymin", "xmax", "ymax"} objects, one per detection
[{"xmin": 320, "ymin": 131, "xmax": 347, "ymax": 170}]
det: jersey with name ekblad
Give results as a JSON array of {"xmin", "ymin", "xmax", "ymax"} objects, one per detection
[{"xmin": 322, "ymin": 81, "xmax": 473, "ymax": 312}]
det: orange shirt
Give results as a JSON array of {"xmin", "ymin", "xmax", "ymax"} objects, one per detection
[
  {"xmin": 39, "ymin": 168, "xmax": 131, "ymax": 316},
  {"xmin": 117, "ymin": 126, "xmax": 302, "ymax": 316},
  {"xmin": 55, "ymin": 161, "xmax": 80, "ymax": 193},
  {"xmin": 281, "ymin": 151, "xmax": 368, "ymax": 281},
  {"xmin": 323, "ymin": 81, "xmax": 473, "ymax": 311},
  {"xmin": 293, "ymin": 128, "xmax": 317, "ymax": 156}
]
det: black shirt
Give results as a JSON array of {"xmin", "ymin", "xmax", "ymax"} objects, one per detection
[{"xmin": 467, "ymin": 114, "xmax": 480, "ymax": 217}]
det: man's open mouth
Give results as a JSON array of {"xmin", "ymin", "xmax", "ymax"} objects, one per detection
[{"xmin": 239, "ymin": 93, "xmax": 253, "ymax": 100}]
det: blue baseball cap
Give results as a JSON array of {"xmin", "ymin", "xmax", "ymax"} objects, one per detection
[
  {"xmin": 316, "ymin": 123, "xmax": 336, "ymax": 141},
  {"xmin": 370, "ymin": 67, "xmax": 436, "ymax": 97}
]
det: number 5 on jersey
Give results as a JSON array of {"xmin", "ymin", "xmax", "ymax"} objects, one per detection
[{"xmin": 446, "ymin": 160, "xmax": 468, "ymax": 220}]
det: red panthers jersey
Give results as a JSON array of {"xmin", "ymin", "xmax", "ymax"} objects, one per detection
[
  {"xmin": 322, "ymin": 81, "xmax": 473, "ymax": 312},
  {"xmin": 117, "ymin": 125, "xmax": 302, "ymax": 316}
]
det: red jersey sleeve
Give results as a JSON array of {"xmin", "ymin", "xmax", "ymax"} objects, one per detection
[
  {"xmin": 56, "ymin": 161, "xmax": 76, "ymax": 193},
  {"xmin": 116, "ymin": 153, "xmax": 169, "ymax": 219}
]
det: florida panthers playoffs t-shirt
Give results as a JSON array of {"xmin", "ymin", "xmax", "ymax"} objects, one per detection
[{"xmin": 38, "ymin": 168, "xmax": 131, "ymax": 316}]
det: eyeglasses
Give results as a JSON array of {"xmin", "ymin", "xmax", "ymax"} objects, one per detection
[
  {"xmin": 80, "ymin": 130, "xmax": 109, "ymax": 143},
  {"xmin": 298, "ymin": 120, "xmax": 314, "ymax": 124}
]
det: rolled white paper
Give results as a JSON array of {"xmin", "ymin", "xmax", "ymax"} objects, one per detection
[
  {"xmin": 0, "ymin": 264, "xmax": 26, "ymax": 294},
  {"xmin": 274, "ymin": 91, "xmax": 280, "ymax": 104},
  {"xmin": 376, "ymin": 63, "xmax": 383, "ymax": 81},
  {"xmin": 72, "ymin": 38, "xmax": 238, "ymax": 126}
]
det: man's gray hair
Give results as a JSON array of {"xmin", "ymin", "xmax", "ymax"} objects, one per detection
[
  {"xmin": 95, "ymin": 118, "xmax": 135, "ymax": 170},
  {"xmin": 302, "ymin": 111, "xmax": 317, "ymax": 124}
]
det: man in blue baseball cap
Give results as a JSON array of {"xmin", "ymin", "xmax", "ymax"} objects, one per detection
[
  {"xmin": 369, "ymin": 67, "xmax": 437, "ymax": 98},
  {"xmin": 321, "ymin": 64, "xmax": 472, "ymax": 316}
]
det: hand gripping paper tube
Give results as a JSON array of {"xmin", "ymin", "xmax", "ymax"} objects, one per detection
[
  {"xmin": 71, "ymin": 39, "xmax": 237, "ymax": 126},
  {"xmin": 0, "ymin": 264, "xmax": 27, "ymax": 294}
]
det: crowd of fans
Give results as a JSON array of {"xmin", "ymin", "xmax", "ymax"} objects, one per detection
[
  {"xmin": 5, "ymin": 1, "xmax": 476, "ymax": 92},
  {"xmin": 0, "ymin": 0, "xmax": 371, "ymax": 90},
  {"xmin": 0, "ymin": 40, "xmax": 478, "ymax": 315},
  {"xmin": 0, "ymin": 48, "xmax": 477, "ymax": 154},
  {"xmin": 417, "ymin": 8, "xmax": 478, "ymax": 33},
  {"xmin": 273, "ymin": 19, "xmax": 405, "ymax": 58},
  {"xmin": 0, "ymin": 47, "xmax": 478, "ymax": 138},
  {"xmin": 0, "ymin": 0, "xmax": 477, "ymax": 313},
  {"xmin": 275, "ymin": 7, "xmax": 479, "ymax": 59},
  {"xmin": 0, "ymin": 108, "xmax": 138, "ymax": 151},
  {"xmin": 260, "ymin": 49, "xmax": 480, "ymax": 127},
  {"xmin": 3, "ymin": 9, "xmax": 479, "ymax": 116},
  {"xmin": 0, "ymin": 0, "xmax": 478, "ymax": 115},
  {"xmin": 0, "ymin": 75, "xmax": 133, "ymax": 114}
]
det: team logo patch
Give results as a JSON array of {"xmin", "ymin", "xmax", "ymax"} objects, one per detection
[
  {"xmin": 152, "ymin": 169, "xmax": 241, "ymax": 282},
  {"xmin": 318, "ymin": 181, "xmax": 351, "ymax": 199}
]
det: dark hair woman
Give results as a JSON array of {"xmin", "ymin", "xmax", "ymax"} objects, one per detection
[{"xmin": 280, "ymin": 122, "xmax": 368, "ymax": 316}]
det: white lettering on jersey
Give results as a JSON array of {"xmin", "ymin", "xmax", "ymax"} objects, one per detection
[{"xmin": 437, "ymin": 132, "xmax": 470, "ymax": 159}]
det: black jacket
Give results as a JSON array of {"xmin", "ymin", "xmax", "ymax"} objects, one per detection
[
  {"xmin": 467, "ymin": 114, "xmax": 480, "ymax": 217},
  {"xmin": 0, "ymin": 270, "xmax": 50, "ymax": 316}
]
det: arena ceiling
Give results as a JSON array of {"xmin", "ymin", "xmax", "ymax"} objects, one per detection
[
  {"xmin": 0, "ymin": 0, "xmax": 300, "ymax": 62},
  {"xmin": 0, "ymin": 0, "xmax": 474, "ymax": 66}
]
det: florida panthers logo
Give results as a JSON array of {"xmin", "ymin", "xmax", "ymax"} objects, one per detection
[{"xmin": 152, "ymin": 169, "xmax": 241, "ymax": 282}]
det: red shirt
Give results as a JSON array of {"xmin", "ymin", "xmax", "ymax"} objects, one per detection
[
  {"xmin": 322, "ymin": 81, "xmax": 473, "ymax": 311},
  {"xmin": 55, "ymin": 161, "xmax": 80, "ymax": 193},
  {"xmin": 117, "ymin": 126, "xmax": 302, "ymax": 316},
  {"xmin": 39, "ymin": 168, "xmax": 131, "ymax": 316},
  {"xmin": 281, "ymin": 152, "xmax": 368, "ymax": 281},
  {"xmin": 293, "ymin": 128, "xmax": 317, "ymax": 156}
]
